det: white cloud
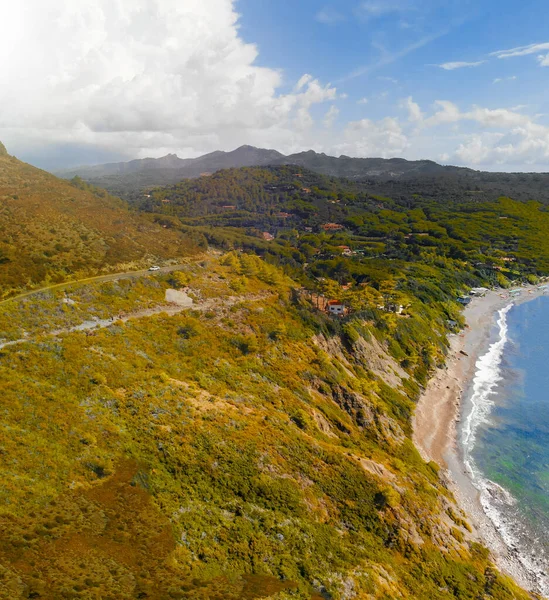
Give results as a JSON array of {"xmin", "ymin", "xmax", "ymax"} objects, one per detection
[
  {"xmin": 332, "ymin": 117, "xmax": 409, "ymax": 157},
  {"xmin": 491, "ymin": 41, "xmax": 549, "ymax": 59},
  {"xmin": 0, "ymin": 0, "xmax": 351, "ymax": 162},
  {"xmin": 342, "ymin": 28, "xmax": 454, "ymax": 81},
  {"xmin": 295, "ymin": 74, "xmax": 314, "ymax": 92},
  {"xmin": 493, "ymin": 76, "xmax": 517, "ymax": 83},
  {"xmin": 401, "ymin": 96, "xmax": 423, "ymax": 122},
  {"xmin": 378, "ymin": 76, "xmax": 399, "ymax": 84},
  {"xmin": 315, "ymin": 7, "xmax": 345, "ymax": 24},
  {"xmin": 357, "ymin": 97, "xmax": 369, "ymax": 105},
  {"xmin": 424, "ymin": 100, "xmax": 462, "ymax": 126},
  {"xmin": 358, "ymin": 0, "xmax": 411, "ymax": 18},
  {"xmin": 323, "ymin": 105, "xmax": 340, "ymax": 128},
  {"xmin": 437, "ymin": 60, "xmax": 485, "ymax": 70},
  {"xmin": 408, "ymin": 97, "xmax": 549, "ymax": 167},
  {"xmin": 491, "ymin": 41, "xmax": 549, "ymax": 68}
]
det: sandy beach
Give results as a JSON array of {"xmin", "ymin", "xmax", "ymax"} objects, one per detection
[{"xmin": 413, "ymin": 284, "xmax": 549, "ymax": 595}]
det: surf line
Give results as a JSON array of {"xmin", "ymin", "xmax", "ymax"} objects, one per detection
[
  {"xmin": 462, "ymin": 302, "xmax": 513, "ymax": 470},
  {"xmin": 460, "ymin": 301, "xmax": 549, "ymax": 596}
]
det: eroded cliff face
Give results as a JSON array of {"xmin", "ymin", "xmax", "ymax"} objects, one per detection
[{"xmin": 0, "ymin": 255, "xmax": 535, "ymax": 599}]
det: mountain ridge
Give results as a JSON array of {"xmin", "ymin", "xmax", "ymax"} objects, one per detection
[
  {"xmin": 53, "ymin": 145, "xmax": 483, "ymax": 200},
  {"xmin": 54, "ymin": 144, "xmax": 473, "ymax": 180},
  {"xmin": 55, "ymin": 145, "xmax": 286, "ymax": 179}
]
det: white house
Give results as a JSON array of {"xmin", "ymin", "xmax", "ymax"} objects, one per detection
[{"xmin": 327, "ymin": 301, "xmax": 347, "ymax": 316}]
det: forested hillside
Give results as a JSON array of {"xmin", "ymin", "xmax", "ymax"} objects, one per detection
[
  {"xmin": 140, "ymin": 165, "xmax": 549, "ymax": 297},
  {"xmin": 0, "ymin": 256, "xmax": 536, "ymax": 599},
  {"xmin": 57, "ymin": 146, "xmax": 549, "ymax": 206},
  {"xmin": 0, "ymin": 156, "xmax": 545, "ymax": 598},
  {"xmin": 0, "ymin": 147, "xmax": 205, "ymax": 296}
]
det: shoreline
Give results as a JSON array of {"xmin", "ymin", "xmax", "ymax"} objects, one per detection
[{"xmin": 413, "ymin": 284, "xmax": 548, "ymax": 595}]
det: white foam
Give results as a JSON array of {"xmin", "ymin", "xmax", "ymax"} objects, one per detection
[
  {"xmin": 462, "ymin": 304, "xmax": 513, "ymax": 455},
  {"xmin": 461, "ymin": 303, "xmax": 549, "ymax": 597}
]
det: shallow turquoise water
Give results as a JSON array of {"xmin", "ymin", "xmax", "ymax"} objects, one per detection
[
  {"xmin": 474, "ymin": 296, "xmax": 549, "ymax": 529},
  {"xmin": 464, "ymin": 295, "xmax": 549, "ymax": 590}
]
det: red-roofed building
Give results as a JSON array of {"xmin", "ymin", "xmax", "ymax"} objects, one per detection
[
  {"xmin": 327, "ymin": 300, "xmax": 348, "ymax": 316},
  {"xmin": 322, "ymin": 223, "xmax": 344, "ymax": 232},
  {"xmin": 337, "ymin": 245, "xmax": 353, "ymax": 256}
]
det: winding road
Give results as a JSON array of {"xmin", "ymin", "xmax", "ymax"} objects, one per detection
[
  {"xmin": 0, "ymin": 290, "xmax": 270, "ymax": 351},
  {"xmin": 0, "ymin": 259, "xmax": 208, "ymax": 308}
]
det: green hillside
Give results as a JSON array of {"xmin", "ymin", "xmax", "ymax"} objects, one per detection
[
  {"xmin": 0, "ymin": 160, "xmax": 543, "ymax": 599},
  {"xmin": 0, "ymin": 256, "xmax": 536, "ymax": 599},
  {"xmin": 0, "ymin": 147, "xmax": 204, "ymax": 296},
  {"xmin": 140, "ymin": 165, "xmax": 549, "ymax": 295}
]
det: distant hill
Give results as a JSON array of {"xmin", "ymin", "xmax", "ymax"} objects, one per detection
[
  {"xmin": 55, "ymin": 153, "xmax": 193, "ymax": 179},
  {"xmin": 0, "ymin": 144, "xmax": 202, "ymax": 293},
  {"xmin": 278, "ymin": 150, "xmax": 471, "ymax": 179},
  {"xmin": 55, "ymin": 145, "xmax": 284, "ymax": 180},
  {"xmin": 54, "ymin": 146, "xmax": 472, "ymax": 198},
  {"xmin": 53, "ymin": 145, "xmax": 549, "ymax": 205}
]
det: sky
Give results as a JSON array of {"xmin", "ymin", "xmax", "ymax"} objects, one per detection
[{"xmin": 2, "ymin": 0, "xmax": 549, "ymax": 171}]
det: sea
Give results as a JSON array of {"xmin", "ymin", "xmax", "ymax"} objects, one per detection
[{"xmin": 460, "ymin": 295, "xmax": 549, "ymax": 595}]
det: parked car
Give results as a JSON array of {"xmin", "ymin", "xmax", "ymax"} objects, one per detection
[{"xmin": 148, "ymin": 265, "xmax": 161, "ymax": 271}]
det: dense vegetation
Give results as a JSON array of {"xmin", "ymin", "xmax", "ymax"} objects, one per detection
[
  {"xmin": 57, "ymin": 146, "xmax": 549, "ymax": 206},
  {"xmin": 138, "ymin": 165, "xmax": 549, "ymax": 297},
  {"xmin": 0, "ymin": 157, "xmax": 545, "ymax": 598},
  {"xmin": 0, "ymin": 151, "xmax": 205, "ymax": 297},
  {"xmin": 0, "ymin": 257, "xmax": 536, "ymax": 599}
]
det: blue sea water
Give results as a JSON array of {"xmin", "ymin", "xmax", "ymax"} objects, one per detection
[{"xmin": 462, "ymin": 295, "xmax": 549, "ymax": 592}]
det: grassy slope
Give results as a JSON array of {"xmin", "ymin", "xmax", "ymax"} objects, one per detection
[
  {"xmin": 0, "ymin": 257, "xmax": 535, "ymax": 599},
  {"xmin": 0, "ymin": 153, "xmax": 203, "ymax": 294}
]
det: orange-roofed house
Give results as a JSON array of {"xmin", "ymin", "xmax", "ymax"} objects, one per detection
[
  {"xmin": 327, "ymin": 300, "xmax": 348, "ymax": 316},
  {"xmin": 322, "ymin": 223, "xmax": 344, "ymax": 232}
]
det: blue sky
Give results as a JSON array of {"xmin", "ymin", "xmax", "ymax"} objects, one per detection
[
  {"xmin": 237, "ymin": 0, "xmax": 547, "ymax": 103},
  {"xmin": 236, "ymin": 0, "xmax": 549, "ymax": 131},
  {"xmin": 2, "ymin": 0, "xmax": 549, "ymax": 170}
]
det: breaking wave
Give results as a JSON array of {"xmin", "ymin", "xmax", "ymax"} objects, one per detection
[
  {"xmin": 462, "ymin": 304, "xmax": 513, "ymax": 455},
  {"xmin": 461, "ymin": 303, "xmax": 549, "ymax": 596}
]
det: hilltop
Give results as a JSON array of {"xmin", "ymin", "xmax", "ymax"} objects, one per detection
[
  {"xmin": 54, "ymin": 146, "xmax": 462, "ymax": 182},
  {"xmin": 54, "ymin": 145, "xmax": 549, "ymax": 206},
  {"xmin": 0, "ymin": 144, "xmax": 203, "ymax": 295},
  {"xmin": 55, "ymin": 145, "xmax": 285, "ymax": 184}
]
